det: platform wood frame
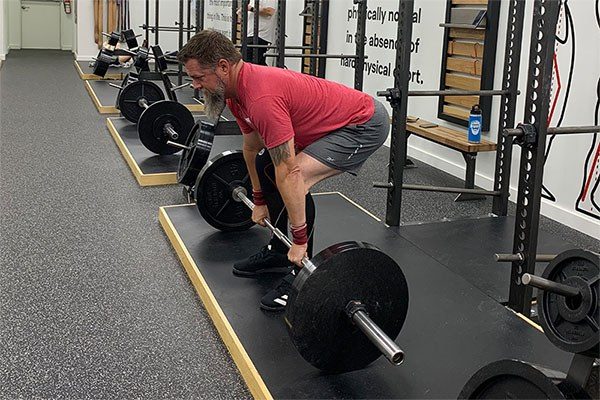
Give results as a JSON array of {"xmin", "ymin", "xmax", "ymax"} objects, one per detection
[
  {"xmin": 106, "ymin": 118, "xmax": 179, "ymax": 186},
  {"xmin": 74, "ymin": 60, "xmax": 126, "ymax": 81}
]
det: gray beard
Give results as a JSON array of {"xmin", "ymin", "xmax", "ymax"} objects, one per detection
[{"xmin": 203, "ymin": 85, "xmax": 226, "ymax": 122}]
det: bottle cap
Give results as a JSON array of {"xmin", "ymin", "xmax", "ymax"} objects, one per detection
[{"xmin": 471, "ymin": 104, "xmax": 482, "ymax": 114}]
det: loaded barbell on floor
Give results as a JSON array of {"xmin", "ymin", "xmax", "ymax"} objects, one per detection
[
  {"xmin": 113, "ymin": 80, "xmax": 195, "ymax": 155},
  {"xmin": 193, "ymin": 150, "xmax": 409, "ymax": 372},
  {"xmin": 459, "ymin": 359, "xmax": 596, "ymax": 399}
]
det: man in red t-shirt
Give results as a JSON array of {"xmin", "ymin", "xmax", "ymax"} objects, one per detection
[{"xmin": 179, "ymin": 31, "xmax": 390, "ymax": 311}]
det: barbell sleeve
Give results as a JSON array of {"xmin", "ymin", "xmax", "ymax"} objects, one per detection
[
  {"xmin": 522, "ymin": 273, "xmax": 581, "ymax": 298},
  {"xmin": 351, "ymin": 308, "xmax": 405, "ymax": 365},
  {"xmin": 164, "ymin": 124, "xmax": 179, "ymax": 140},
  {"xmin": 231, "ymin": 186, "xmax": 405, "ymax": 366},
  {"xmin": 108, "ymin": 83, "xmax": 123, "ymax": 90}
]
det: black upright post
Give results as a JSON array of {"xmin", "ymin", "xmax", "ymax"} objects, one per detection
[
  {"xmin": 309, "ymin": 0, "xmax": 319, "ymax": 75},
  {"xmin": 507, "ymin": 0, "xmax": 561, "ymax": 315},
  {"xmin": 231, "ymin": 0, "xmax": 239, "ymax": 43},
  {"xmin": 492, "ymin": 0, "xmax": 527, "ymax": 217},
  {"xmin": 145, "ymin": 0, "xmax": 150, "ymax": 44},
  {"xmin": 353, "ymin": 0, "xmax": 367, "ymax": 91},
  {"xmin": 317, "ymin": 0, "xmax": 329, "ymax": 78},
  {"xmin": 187, "ymin": 0, "xmax": 192, "ymax": 40},
  {"xmin": 178, "ymin": 0, "xmax": 184, "ymax": 85},
  {"xmin": 155, "ymin": 0, "xmax": 160, "ymax": 45},
  {"xmin": 253, "ymin": 0, "xmax": 260, "ymax": 64},
  {"xmin": 241, "ymin": 0, "xmax": 249, "ymax": 61},
  {"xmin": 196, "ymin": 0, "xmax": 203, "ymax": 31},
  {"xmin": 275, "ymin": 0, "xmax": 286, "ymax": 68},
  {"xmin": 384, "ymin": 0, "xmax": 414, "ymax": 226}
]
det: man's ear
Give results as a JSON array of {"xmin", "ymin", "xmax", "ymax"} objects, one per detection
[{"xmin": 216, "ymin": 59, "xmax": 230, "ymax": 74}]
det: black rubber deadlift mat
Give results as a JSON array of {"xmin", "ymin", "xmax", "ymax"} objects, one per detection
[
  {"xmin": 395, "ymin": 217, "xmax": 576, "ymax": 304},
  {"xmin": 159, "ymin": 192, "xmax": 573, "ymax": 399},
  {"xmin": 85, "ymin": 80, "xmax": 204, "ymax": 114},
  {"xmin": 73, "ymin": 60, "xmax": 129, "ymax": 80},
  {"xmin": 106, "ymin": 117, "xmax": 243, "ymax": 186}
]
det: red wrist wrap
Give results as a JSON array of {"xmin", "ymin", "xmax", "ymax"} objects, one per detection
[
  {"xmin": 252, "ymin": 189, "xmax": 266, "ymax": 206},
  {"xmin": 290, "ymin": 223, "xmax": 308, "ymax": 245}
]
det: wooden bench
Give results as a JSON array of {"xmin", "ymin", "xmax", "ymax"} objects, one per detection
[{"xmin": 405, "ymin": 116, "xmax": 496, "ymax": 201}]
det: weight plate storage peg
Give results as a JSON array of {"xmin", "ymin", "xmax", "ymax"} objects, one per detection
[
  {"xmin": 118, "ymin": 80, "xmax": 165, "ymax": 123},
  {"xmin": 194, "ymin": 151, "xmax": 255, "ymax": 231},
  {"xmin": 285, "ymin": 241, "xmax": 409, "ymax": 372},
  {"xmin": 535, "ymin": 249, "xmax": 599, "ymax": 357},
  {"xmin": 459, "ymin": 359, "xmax": 592, "ymax": 399},
  {"xmin": 177, "ymin": 121, "xmax": 216, "ymax": 187},
  {"xmin": 137, "ymin": 100, "xmax": 195, "ymax": 155}
]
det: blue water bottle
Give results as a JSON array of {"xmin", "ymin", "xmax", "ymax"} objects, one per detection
[{"xmin": 468, "ymin": 104, "xmax": 482, "ymax": 143}]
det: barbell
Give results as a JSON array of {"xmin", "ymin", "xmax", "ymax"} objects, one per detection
[{"xmin": 193, "ymin": 150, "xmax": 409, "ymax": 372}]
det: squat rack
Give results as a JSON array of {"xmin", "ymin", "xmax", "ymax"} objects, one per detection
[
  {"xmin": 141, "ymin": 0, "xmax": 203, "ymax": 84},
  {"xmin": 377, "ymin": 0, "xmax": 527, "ymax": 226},
  {"xmin": 496, "ymin": 0, "xmax": 600, "ymax": 315},
  {"xmin": 233, "ymin": 0, "xmax": 367, "ymax": 90}
]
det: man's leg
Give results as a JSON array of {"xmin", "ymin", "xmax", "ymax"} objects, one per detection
[{"xmin": 232, "ymin": 150, "xmax": 317, "ymax": 277}]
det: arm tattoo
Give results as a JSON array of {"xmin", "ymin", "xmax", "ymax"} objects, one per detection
[{"xmin": 268, "ymin": 142, "xmax": 291, "ymax": 166}]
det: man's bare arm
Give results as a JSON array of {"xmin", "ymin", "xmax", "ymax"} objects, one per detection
[{"xmin": 268, "ymin": 139, "xmax": 306, "ymax": 226}]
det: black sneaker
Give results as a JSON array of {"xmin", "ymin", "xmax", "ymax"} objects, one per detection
[
  {"xmin": 232, "ymin": 245, "xmax": 292, "ymax": 277},
  {"xmin": 260, "ymin": 270, "xmax": 296, "ymax": 312}
]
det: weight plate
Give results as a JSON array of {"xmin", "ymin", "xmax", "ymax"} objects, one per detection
[
  {"xmin": 138, "ymin": 100, "xmax": 194, "ymax": 155},
  {"xmin": 122, "ymin": 29, "xmax": 138, "ymax": 49},
  {"xmin": 92, "ymin": 49, "xmax": 113, "ymax": 77},
  {"xmin": 459, "ymin": 359, "xmax": 590, "ymax": 399},
  {"xmin": 194, "ymin": 151, "xmax": 254, "ymax": 232},
  {"xmin": 539, "ymin": 249, "xmax": 599, "ymax": 357},
  {"xmin": 285, "ymin": 241, "xmax": 409, "ymax": 373},
  {"xmin": 118, "ymin": 80, "xmax": 165, "ymax": 123},
  {"xmin": 177, "ymin": 121, "xmax": 216, "ymax": 186},
  {"xmin": 151, "ymin": 45, "xmax": 169, "ymax": 72}
]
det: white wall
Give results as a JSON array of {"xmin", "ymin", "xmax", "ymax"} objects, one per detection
[
  {"xmin": 320, "ymin": 0, "xmax": 599, "ymax": 238},
  {"xmin": 7, "ymin": 0, "xmax": 20, "ymax": 49},
  {"xmin": 0, "ymin": 0, "xmax": 6, "ymax": 60},
  {"xmin": 76, "ymin": 0, "xmax": 187, "ymax": 60}
]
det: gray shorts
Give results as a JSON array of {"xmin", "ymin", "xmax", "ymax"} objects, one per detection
[{"xmin": 302, "ymin": 98, "xmax": 390, "ymax": 175}]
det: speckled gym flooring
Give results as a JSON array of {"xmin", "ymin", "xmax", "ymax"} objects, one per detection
[{"xmin": 1, "ymin": 50, "xmax": 597, "ymax": 398}]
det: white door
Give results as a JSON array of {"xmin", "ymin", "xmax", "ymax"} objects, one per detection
[{"xmin": 21, "ymin": 0, "xmax": 61, "ymax": 49}]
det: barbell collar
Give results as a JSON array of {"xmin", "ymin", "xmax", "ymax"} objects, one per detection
[
  {"xmin": 166, "ymin": 141, "xmax": 191, "ymax": 151},
  {"xmin": 351, "ymin": 307, "xmax": 405, "ymax": 366},
  {"xmin": 522, "ymin": 273, "xmax": 581, "ymax": 298},
  {"xmin": 494, "ymin": 253, "xmax": 557, "ymax": 262}
]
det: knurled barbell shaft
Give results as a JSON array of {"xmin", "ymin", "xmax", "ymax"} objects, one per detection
[
  {"xmin": 166, "ymin": 141, "xmax": 190, "ymax": 151},
  {"xmin": 522, "ymin": 273, "xmax": 581, "ymax": 297},
  {"xmin": 231, "ymin": 186, "xmax": 405, "ymax": 366},
  {"xmin": 494, "ymin": 253, "xmax": 557, "ymax": 262}
]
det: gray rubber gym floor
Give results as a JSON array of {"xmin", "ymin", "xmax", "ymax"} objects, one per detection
[{"xmin": 1, "ymin": 50, "xmax": 598, "ymax": 399}]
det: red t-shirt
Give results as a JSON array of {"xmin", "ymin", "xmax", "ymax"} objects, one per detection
[{"xmin": 226, "ymin": 63, "xmax": 374, "ymax": 150}]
